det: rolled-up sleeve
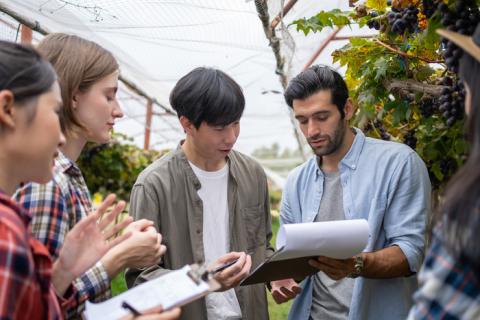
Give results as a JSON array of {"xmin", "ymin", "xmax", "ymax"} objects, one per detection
[{"xmin": 384, "ymin": 151, "xmax": 431, "ymax": 273}]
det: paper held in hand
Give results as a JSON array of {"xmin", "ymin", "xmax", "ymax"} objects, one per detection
[
  {"xmin": 241, "ymin": 219, "xmax": 370, "ymax": 285},
  {"xmin": 84, "ymin": 264, "xmax": 219, "ymax": 320},
  {"xmin": 275, "ymin": 219, "xmax": 369, "ymax": 260}
]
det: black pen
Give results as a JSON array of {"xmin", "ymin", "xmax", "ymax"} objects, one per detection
[
  {"xmin": 212, "ymin": 259, "xmax": 239, "ymax": 274},
  {"xmin": 122, "ymin": 301, "xmax": 142, "ymax": 317}
]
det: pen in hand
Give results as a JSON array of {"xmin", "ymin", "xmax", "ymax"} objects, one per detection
[
  {"xmin": 212, "ymin": 259, "xmax": 239, "ymax": 274},
  {"xmin": 212, "ymin": 251, "xmax": 253, "ymax": 274}
]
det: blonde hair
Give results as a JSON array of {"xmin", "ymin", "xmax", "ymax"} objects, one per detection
[{"xmin": 37, "ymin": 33, "xmax": 118, "ymax": 137}]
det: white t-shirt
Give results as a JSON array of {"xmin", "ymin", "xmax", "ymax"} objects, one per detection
[{"xmin": 189, "ymin": 161, "xmax": 242, "ymax": 320}]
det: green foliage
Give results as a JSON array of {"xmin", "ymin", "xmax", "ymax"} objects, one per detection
[
  {"xmin": 78, "ymin": 133, "xmax": 169, "ymax": 200},
  {"xmin": 292, "ymin": 1, "xmax": 477, "ymax": 190},
  {"xmin": 291, "ymin": 9, "xmax": 352, "ymax": 35}
]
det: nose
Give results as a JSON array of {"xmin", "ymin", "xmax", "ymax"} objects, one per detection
[
  {"xmin": 224, "ymin": 125, "xmax": 238, "ymax": 145},
  {"xmin": 58, "ymin": 131, "xmax": 66, "ymax": 148},
  {"xmin": 306, "ymin": 118, "xmax": 320, "ymax": 139},
  {"xmin": 113, "ymin": 100, "xmax": 124, "ymax": 119}
]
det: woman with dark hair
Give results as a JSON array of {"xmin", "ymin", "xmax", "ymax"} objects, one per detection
[
  {"xmin": 408, "ymin": 25, "xmax": 480, "ymax": 319},
  {"xmin": 0, "ymin": 40, "xmax": 132, "ymax": 319}
]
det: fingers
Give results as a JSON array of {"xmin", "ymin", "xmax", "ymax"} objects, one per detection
[
  {"xmin": 308, "ymin": 259, "xmax": 345, "ymax": 280},
  {"xmin": 159, "ymin": 244, "xmax": 167, "ymax": 257},
  {"xmin": 215, "ymin": 253, "xmax": 251, "ymax": 289},
  {"xmin": 271, "ymin": 289, "xmax": 289, "ymax": 304},
  {"xmin": 157, "ymin": 307, "xmax": 181, "ymax": 320},
  {"xmin": 129, "ymin": 219, "xmax": 155, "ymax": 232},
  {"xmin": 216, "ymin": 252, "xmax": 246, "ymax": 279},
  {"xmin": 93, "ymin": 194, "xmax": 117, "ymax": 219},
  {"xmin": 103, "ymin": 216, "xmax": 133, "ymax": 239},
  {"xmin": 270, "ymin": 279, "xmax": 301, "ymax": 304},
  {"xmin": 291, "ymin": 284, "xmax": 302, "ymax": 294},
  {"xmin": 215, "ymin": 251, "xmax": 242, "ymax": 265},
  {"xmin": 107, "ymin": 231, "xmax": 132, "ymax": 249},
  {"xmin": 98, "ymin": 200, "xmax": 126, "ymax": 230}
]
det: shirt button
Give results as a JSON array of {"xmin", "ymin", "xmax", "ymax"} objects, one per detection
[
  {"xmin": 196, "ymin": 229, "xmax": 201, "ymax": 234},
  {"xmin": 352, "ymin": 165, "xmax": 356, "ymax": 169}
]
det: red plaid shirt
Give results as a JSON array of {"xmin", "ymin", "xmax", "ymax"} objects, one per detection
[{"xmin": 0, "ymin": 191, "xmax": 75, "ymax": 319}]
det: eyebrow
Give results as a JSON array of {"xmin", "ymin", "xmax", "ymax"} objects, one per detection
[
  {"xmin": 103, "ymin": 86, "xmax": 118, "ymax": 94},
  {"xmin": 295, "ymin": 110, "xmax": 330, "ymax": 120}
]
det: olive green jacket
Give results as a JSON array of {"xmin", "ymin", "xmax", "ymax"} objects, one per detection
[{"xmin": 126, "ymin": 145, "xmax": 273, "ymax": 320}]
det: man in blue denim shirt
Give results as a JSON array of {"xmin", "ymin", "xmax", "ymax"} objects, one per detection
[{"xmin": 270, "ymin": 65, "xmax": 431, "ymax": 320}]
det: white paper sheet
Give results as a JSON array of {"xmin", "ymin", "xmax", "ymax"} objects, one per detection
[
  {"xmin": 84, "ymin": 265, "xmax": 210, "ymax": 320},
  {"xmin": 274, "ymin": 219, "xmax": 369, "ymax": 261}
]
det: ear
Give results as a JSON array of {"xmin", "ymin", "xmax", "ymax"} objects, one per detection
[
  {"xmin": 179, "ymin": 116, "xmax": 195, "ymax": 135},
  {"xmin": 72, "ymin": 89, "xmax": 80, "ymax": 110},
  {"xmin": 344, "ymin": 98, "xmax": 356, "ymax": 121},
  {"xmin": 0, "ymin": 90, "xmax": 16, "ymax": 128}
]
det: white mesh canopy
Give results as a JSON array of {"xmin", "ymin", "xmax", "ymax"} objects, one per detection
[{"xmin": 0, "ymin": 0, "xmax": 375, "ymax": 154}]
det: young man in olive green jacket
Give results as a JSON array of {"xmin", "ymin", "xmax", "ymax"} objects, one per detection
[{"xmin": 126, "ymin": 67, "xmax": 274, "ymax": 320}]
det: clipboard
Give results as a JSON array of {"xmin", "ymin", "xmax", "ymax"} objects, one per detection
[
  {"xmin": 241, "ymin": 251, "xmax": 318, "ymax": 285},
  {"xmin": 241, "ymin": 219, "xmax": 370, "ymax": 286},
  {"xmin": 84, "ymin": 264, "xmax": 220, "ymax": 320}
]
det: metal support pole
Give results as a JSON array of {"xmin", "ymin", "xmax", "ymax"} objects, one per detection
[
  {"xmin": 270, "ymin": 0, "xmax": 298, "ymax": 29},
  {"xmin": 303, "ymin": 27, "xmax": 343, "ymax": 70},
  {"xmin": 144, "ymin": 99, "xmax": 153, "ymax": 150},
  {"xmin": 20, "ymin": 24, "xmax": 32, "ymax": 44}
]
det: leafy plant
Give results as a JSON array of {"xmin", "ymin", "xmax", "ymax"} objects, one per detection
[
  {"xmin": 292, "ymin": 0, "xmax": 479, "ymax": 190},
  {"xmin": 78, "ymin": 133, "xmax": 169, "ymax": 200}
]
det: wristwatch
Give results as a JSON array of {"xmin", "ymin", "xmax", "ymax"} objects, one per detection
[{"xmin": 348, "ymin": 255, "xmax": 364, "ymax": 278}]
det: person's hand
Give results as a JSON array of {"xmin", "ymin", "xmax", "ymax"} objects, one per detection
[
  {"xmin": 270, "ymin": 278, "xmax": 301, "ymax": 304},
  {"xmin": 102, "ymin": 219, "xmax": 166, "ymax": 277},
  {"xmin": 122, "ymin": 307, "xmax": 181, "ymax": 320},
  {"xmin": 53, "ymin": 194, "xmax": 133, "ymax": 294},
  {"xmin": 210, "ymin": 252, "xmax": 251, "ymax": 291},
  {"xmin": 308, "ymin": 256, "xmax": 356, "ymax": 280}
]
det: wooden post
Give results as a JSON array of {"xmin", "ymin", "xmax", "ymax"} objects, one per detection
[
  {"xmin": 20, "ymin": 24, "xmax": 32, "ymax": 44},
  {"xmin": 144, "ymin": 99, "xmax": 153, "ymax": 150}
]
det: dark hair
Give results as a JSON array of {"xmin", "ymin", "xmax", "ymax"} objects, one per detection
[
  {"xmin": 0, "ymin": 40, "xmax": 56, "ymax": 106},
  {"xmin": 284, "ymin": 65, "xmax": 349, "ymax": 118},
  {"xmin": 169, "ymin": 67, "xmax": 245, "ymax": 129},
  {"xmin": 441, "ymin": 52, "xmax": 480, "ymax": 269}
]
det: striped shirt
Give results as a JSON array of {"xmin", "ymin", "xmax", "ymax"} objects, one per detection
[
  {"xmin": 14, "ymin": 152, "xmax": 111, "ymax": 319},
  {"xmin": 0, "ymin": 191, "xmax": 75, "ymax": 319}
]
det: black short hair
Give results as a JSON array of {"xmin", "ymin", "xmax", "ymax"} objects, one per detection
[
  {"xmin": 284, "ymin": 65, "xmax": 349, "ymax": 118},
  {"xmin": 0, "ymin": 40, "xmax": 56, "ymax": 105},
  {"xmin": 169, "ymin": 67, "xmax": 245, "ymax": 128}
]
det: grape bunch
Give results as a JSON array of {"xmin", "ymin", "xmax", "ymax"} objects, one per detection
[
  {"xmin": 363, "ymin": 121, "xmax": 374, "ymax": 134},
  {"xmin": 403, "ymin": 130, "xmax": 417, "ymax": 150},
  {"xmin": 438, "ymin": 0, "xmax": 480, "ymax": 73},
  {"xmin": 367, "ymin": 11, "xmax": 381, "ymax": 30},
  {"xmin": 374, "ymin": 120, "xmax": 391, "ymax": 140},
  {"xmin": 387, "ymin": 5, "xmax": 419, "ymax": 35},
  {"xmin": 438, "ymin": 77, "xmax": 465, "ymax": 127},
  {"xmin": 418, "ymin": 95, "xmax": 436, "ymax": 118},
  {"xmin": 440, "ymin": 157, "xmax": 457, "ymax": 177},
  {"xmin": 422, "ymin": 0, "xmax": 439, "ymax": 18}
]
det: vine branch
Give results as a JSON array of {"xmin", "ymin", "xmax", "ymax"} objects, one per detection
[
  {"xmin": 384, "ymin": 79, "xmax": 446, "ymax": 96},
  {"xmin": 374, "ymin": 39, "xmax": 444, "ymax": 64}
]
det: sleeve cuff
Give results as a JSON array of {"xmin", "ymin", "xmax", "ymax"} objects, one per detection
[{"xmin": 391, "ymin": 241, "xmax": 422, "ymax": 274}]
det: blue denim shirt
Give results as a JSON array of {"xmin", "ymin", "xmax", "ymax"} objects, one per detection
[{"xmin": 281, "ymin": 128, "xmax": 431, "ymax": 320}]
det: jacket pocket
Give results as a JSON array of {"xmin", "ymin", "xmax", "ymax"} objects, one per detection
[{"xmin": 241, "ymin": 204, "xmax": 266, "ymax": 250}]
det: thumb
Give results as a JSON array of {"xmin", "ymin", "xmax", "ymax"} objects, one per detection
[{"xmin": 129, "ymin": 219, "xmax": 154, "ymax": 231}]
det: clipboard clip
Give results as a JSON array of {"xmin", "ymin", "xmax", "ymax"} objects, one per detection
[{"xmin": 186, "ymin": 263, "xmax": 211, "ymax": 285}]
